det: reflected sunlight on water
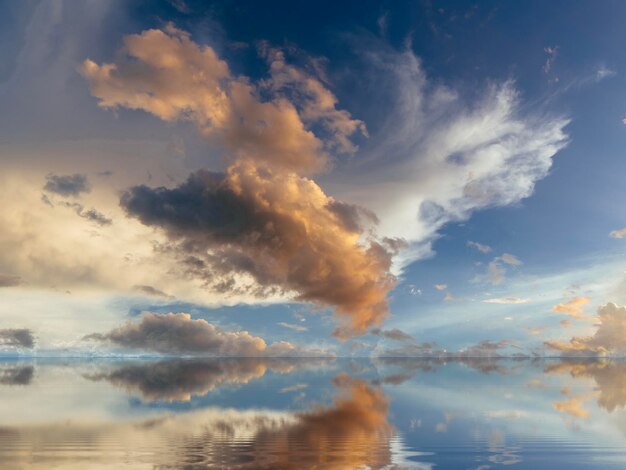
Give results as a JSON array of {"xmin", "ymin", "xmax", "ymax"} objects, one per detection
[{"xmin": 2, "ymin": 358, "xmax": 626, "ymax": 468}]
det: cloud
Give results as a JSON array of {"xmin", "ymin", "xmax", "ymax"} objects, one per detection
[
  {"xmin": 43, "ymin": 173, "xmax": 90, "ymax": 196},
  {"xmin": 545, "ymin": 302, "xmax": 626, "ymax": 355},
  {"xmin": 0, "ymin": 274, "xmax": 21, "ymax": 287},
  {"xmin": 609, "ymin": 228, "xmax": 626, "ymax": 239},
  {"xmin": 133, "ymin": 285, "xmax": 173, "ymax": 299},
  {"xmin": 500, "ymin": 253, "xmax": 522, "ymax": 266},
  {"xmin": 280, "ymin": 383, "xmax": 308, "ymax": 393},
  {"xmin": 482, "ymin": 297, "xmax": 529, "ymax": 304},
  {"xmin": 59, "ymin": 201, "xmax": 112, "ymax": 226},
  {"xmin": 120, "ymin": 165, "xmax": 397, "ymax": 338},
  {"xmin": 595, "ymin": 66, "xmax": 616, "ymax": 81},
  {"xmin": 467, "ymin": 240, "xmax": 492, "ymax": 253},
  {"xmin": 325, "ymin": 38, "xmax": 568, "ymax": 268},
  {"xmin": 434, "ymin": 284, "xmax": 447, "ymax": 291},
  {"xmin": 551, "ymin": 296, "xmax": 590, "ymax": 319},
  {"xmin": 277, "ymin": 322, "xmax": 308, "ymax": 332},
  {"xmin": 85, "ymin": 357, "xmax": 326, "ymax": 402},
  {"xmin": 82, "ymin": 25, "xmax": 396, "ymax": 338},
  {"xmin": 485, "ymin": 253, "xmax": 522, "ymax": 284},
  {"xmin": 370, "ymin": 328, "xmax": 414, "ymax": 342},
  {"xmin": 81, "ymin": 25, "xmax": 365, "ymax": 175},
  {"xmin": 85, "ymin": 312, "xmax": 330, "ymax": 356},
  {"xmin": 543, "ymin": 46, "xmax": 559, "ymax": 81},
  {"xmin": 0, "ymin": 329, "xmax": 35, "ymax": 349}
]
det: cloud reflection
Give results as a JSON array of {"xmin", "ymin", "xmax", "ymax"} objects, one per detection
[
  {"xmin": 0, "ymin": 370, "xmax": 415, "ymax": 469},
  {"xmin": 85, "ymin": 357, "xmax": 333, "ymax": 402}
]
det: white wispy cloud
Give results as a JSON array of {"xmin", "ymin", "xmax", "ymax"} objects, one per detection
[
  {"xmin": 467, "ymin": 240, "xmax": 492, "ymax": 253},
  {"xmin": 277, "ymin": 322, "xmax": 308, "ymax": 332},
  {"xmin": 482, "ymin": 297, "xmax": 529, "ymax": 304},
  {"xmin": 609, "ymin": 228, "xmax": 626, "ymax": 239}
]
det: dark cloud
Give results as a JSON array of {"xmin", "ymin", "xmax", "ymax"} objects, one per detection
[
  {"xmin": 133, "ymin": 285, "xmax": 173, "ymax": 299},
  {"xmin": 85, "ymin": 357, "xmax": 332, "ymax": 402},
  {"xmin": 0, "ymin": 365, "xmax": 34, "ymax": 385},
  {"xmin": 60, "ymin": 202, "xmax": 112, "ymax": 226},
  {"xmin": 370, "ymin": 327, "xmax": 414, "ymax": 342},
  {"xmin": 43, "ymin": 173, "xmax": 90, "ymax": 196},
  {"xmin": 120, "ymin": 165, "xmax": 397, "ymax": 338},
  {"xmin": 0, "ymin": 274, "xmax": 21, "ymax": 287},
  {"xmin": 85, "ymin": 312, "xmax": 329, "ymax": 357},
  {"xmin": 0, "ymin": 329, "xmax": 35, "ymax": 349}
]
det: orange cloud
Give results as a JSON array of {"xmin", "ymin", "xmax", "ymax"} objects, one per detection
[
  {"xmin": 552, "ymin": 296, "xmax": 590, "ymax": 320},
  {"xmin": 81, "ymin": 24, "xmax": 366, "ymax": 175},
  {"xmin": 82, "ymin": 25, "xmax": 394, "ymax": 338},
  {"xmin": 546, "ymin": 302, "xmax": 626, "ymax": 355}
]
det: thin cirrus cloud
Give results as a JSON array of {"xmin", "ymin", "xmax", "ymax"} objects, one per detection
[
  {"xmin": 84, "ymin": 312, "xmax": 331, "ymax": 357},
  {"xmin": 482, "ymin": 297, "xmax": 529, "ymax": 304},
  {"xmin": 326, "ymin": 35, "xmax": 569, "ymax": 266},
  {"xmin": 467, "ymin": 240, "xmax": 492, "ymax": 253},
  {"xmin": 277, "ymin": 322, "xmax": 308, "ymax": 332}
]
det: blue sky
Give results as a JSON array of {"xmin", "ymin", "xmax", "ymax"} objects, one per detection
[{"xmin": 1, "ymin": 0, "xmax": 626, "ymax": 357}]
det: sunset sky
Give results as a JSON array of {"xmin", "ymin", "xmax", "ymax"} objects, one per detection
[{"xmin": 1, "ymin": 0, "xmax": 626, "ymax": 357}]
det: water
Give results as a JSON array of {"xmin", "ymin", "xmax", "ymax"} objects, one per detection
[{"xmin": 1, "ymin": 357, "xmax": 626, "ymax": 469}]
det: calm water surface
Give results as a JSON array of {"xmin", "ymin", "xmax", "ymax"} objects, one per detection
[{"xmin": 1, "ymin": 357, "xmax": 626, "ymax": 469}]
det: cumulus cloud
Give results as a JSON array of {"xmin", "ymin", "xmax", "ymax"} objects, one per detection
[
  {"xmin": 85, "ymin": 312, "xmax": 330, "ymax": 356},
  {"xmin": 482, "ymin": 297, "xmax": 529, "ymax": 304},
  {"xmin": 81, "ymin": 25, "xmax": 396, "ymax": 338},
  {"xmin": 370, "ymin": 327, "xmax": 414, "ymax": 342},
  {"xmin": 0, "ymin": 329, "xmax": 35, "ymax": 349},
  {"xmin": 545, "ymin": 302, "xmax": 626, "ymax": 355},
  {"xmin": 609, "ymin": 228, "xmax": 626, "ymax": 239},
  {"xmin": 120, "ymin": 164, "xmax": 397, "ymax": 338},
  {"xmin": 81, "ymin": 25, "xmax": 364, "ymax": 175},
  {"xmin": 0, "ymin": 274, "xmax": 21, "ymax": 287},
  {"xmin": 43, "ymin": 173, "xmax": 90, "ymax": 196},
  {"xmin": 551, "ymin": 296, "xmax": 590, "ymax": 320},
  {"xmin": 467, "ymin": 240, "xmax": 492, "ymax": 253}
]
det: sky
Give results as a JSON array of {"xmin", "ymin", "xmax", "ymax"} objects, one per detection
[{"xmin": 1, "ymin": 0, "xmax": 626, "ymax": 357}]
